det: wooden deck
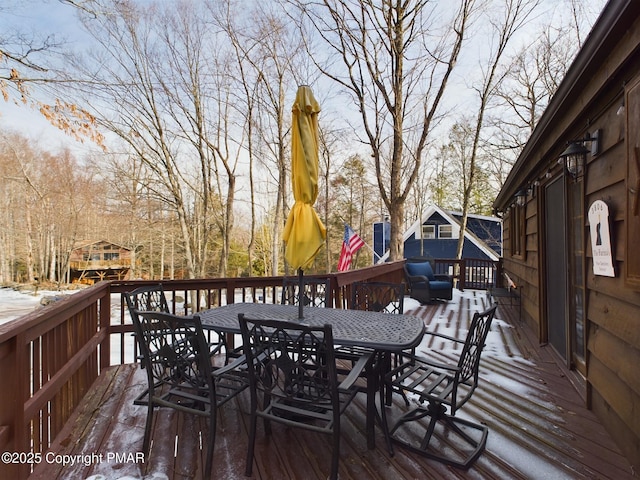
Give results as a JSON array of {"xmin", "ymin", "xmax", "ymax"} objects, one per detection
[{"xmin": 30, "ymin": 289, "xmax": 635, "ymax": 480}]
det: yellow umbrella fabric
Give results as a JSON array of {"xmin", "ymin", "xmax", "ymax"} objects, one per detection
[{"xmin": 283, "ymin": 85, "xmax": 327, "ymax": 271}]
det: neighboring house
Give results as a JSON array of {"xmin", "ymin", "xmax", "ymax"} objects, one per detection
[
  {"xmin": 375, "ymin": 204, "xmax": 502, "ymax": 262},
  {"xmin": 69, "ymin": 240, "xmax": 131, "ymax": 283},
  {"xmin": 493, "ymin": 0, "xmax": 639, "ymax": 470}
]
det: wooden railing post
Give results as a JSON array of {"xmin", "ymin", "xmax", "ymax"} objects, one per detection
[
  {"xmin": 0, "ymin": 334, "xmax": 24, "ymax": 479},
  {"xmin": 496, "ymin": 259, "xmax": 504, "ymax": 288},
  {"xmin": 15, "ymin": 333, "xmax": 28, "ymax": 479},
  {"xmin": 100, "ymin": 287, "xmax": 111, "ymax": 370}
]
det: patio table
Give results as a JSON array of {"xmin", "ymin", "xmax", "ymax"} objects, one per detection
[{"xmin": 198, "ymin": 303, "xmax": 424, "ymax": 449}]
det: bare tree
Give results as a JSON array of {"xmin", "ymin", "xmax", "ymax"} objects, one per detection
[
  {"xmin": 454, "ymin": 0, "xmax": 540, "ymax": 260},
  {"xmin": 317, "ymin": 120, "xmax": 352, "ymax": 271},
  {"xmin": 328, "ymin": 153, "xmax": 376, "ymax": 268},
  {"xmin": 214, "ymin": 0, "xmax": 309, "ymax": 276},
  {"xmin": 488, "ymin": 0, "xmax": 607, "ymax": 186},
  {"xmin": 214, "ymin": 0, "xmax": 263, "ymax": 277},
  {"xmin": 66, "ymin": 0, "xmax": 239, "ymax": 279},
  {"xmin": 0, "ymin": 132, "xmax": 96, "ymax": 284},
  {"xmin": 287, "ymin": 0, "xmax": 476, "ymax": 261},
  {"xmin": 436, "ymin": 120, "xmax": 495, "ymax": 213}
]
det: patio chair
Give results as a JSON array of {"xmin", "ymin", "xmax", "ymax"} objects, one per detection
[
  {"xmin": 337, "ymin": 281, "xmax": 406, "ymax": 361},
  {"xmin": 384, "ymin": 304, "xmax": 497, "ymax": 469},
  {"xmin": 404, "ymin": 261, "xmax": 453, "ymax": 303},
  {"xmin": 238, "ymin": 314, "xmax": 374, "ymax": 480},
  {"xmin": 350, "ymin": 281, "xmax": 405, "ymax": 314},
  {"xmin": 133, "ymin": 310, "xmax": 247, "ymax": 479},
  {"xmin": 351, "ymin": 281, "xmax": 409, "ymax": 367},
  {"xmin": 344, "ymin": 281, "xmax": 409, "ymax": 421},
  {"xmin": 124, "ymin": 284, "xmax": 228, "ymax": 367},
  {"xmin": 281, "ymin": 276, "xmax": 331, "ymax": 307},
  {"xmin": 123, "ymin": 283, "xmax": 171, "ymax": 320}
]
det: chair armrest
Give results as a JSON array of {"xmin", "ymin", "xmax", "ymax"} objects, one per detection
[
  {"xmin": 390, "ymin": 352, "xmax": 461, "ymax": 375},
  {"xmin": 433, "ymin": 274, "xmax": 453, "ymax": 283},
  {"xmin": 212, "ymin": 354, "xmax": 247, "ymax": 377},
  {"xmin": 338, "ymin": 351, "xmax": 374, "ymax": 392},
  {"xmin": 407, "ymin": 274, "xmax": 430, "ymax": 284},
  {"xmin": 424, "ymin": 330, "xmax": 465, "ymax": 344}
]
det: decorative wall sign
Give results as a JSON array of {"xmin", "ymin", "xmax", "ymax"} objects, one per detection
[{"xmin": 588, "ymin": 200, "xmax": 615, "ymax": 277}]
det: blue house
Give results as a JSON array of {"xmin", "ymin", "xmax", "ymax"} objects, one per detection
[{"xmin": 374, "ymin": 205, "xmax": 502, "ymax": 262}]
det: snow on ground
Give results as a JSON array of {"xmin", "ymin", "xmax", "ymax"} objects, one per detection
[{"xmin": 0, "ymin": 287, "xmax": 78, "ymax": 326}]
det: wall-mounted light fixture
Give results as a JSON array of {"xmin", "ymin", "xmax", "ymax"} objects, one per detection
[
  {"xmin": 558, "ymin": 129, "xmax": 601, "ymax": 178},
  {"xmin": 515, "ymin": 189, "xmax": 527, "ymax": 207}
]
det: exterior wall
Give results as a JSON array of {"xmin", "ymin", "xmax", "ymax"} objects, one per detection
[
  {"xmin": 495, "ymin": 2, "xmax": 640, "ymax": 469},
  {"xmin": 404, "ymin": 237, "xmax": 493, "ymax": 260},
  {"xmin": 501, "ymin": 198, "xmax": 541, "ymax": 335}
]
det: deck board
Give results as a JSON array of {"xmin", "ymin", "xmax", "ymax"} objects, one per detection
[{"xmin": 30, "ymin": 289, "xmax": 635, "ymax": 480}]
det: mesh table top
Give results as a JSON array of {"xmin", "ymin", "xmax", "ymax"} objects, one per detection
[{"xmin": 198, "ymin": 303, "xmax": 424, "ymax": 351}]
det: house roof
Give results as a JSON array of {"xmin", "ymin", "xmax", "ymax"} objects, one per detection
[
  {"xmin": 72, "ymin": 240, "xmax": 131, "ymax": 251},
  {"xmin": 379, "ymin": 204, "xmax": 501, "ymax": 262},
  {"xmin": 493, "ymin": 0, "xmax": 640, "ymax": 210}
]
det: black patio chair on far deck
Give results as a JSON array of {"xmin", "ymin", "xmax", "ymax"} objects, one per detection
[
  {"xmin": 238, "ymin": 315, "xmax": 374, "ymax": 480},
  {"xmin": 337, "ymin": 281, "xmax": 406, "ymax": 362},
  {"xmin": 281, "ymin": 276, "xmax": 331, "ymax": 308},
  {"xmin": 384, "ymin": 304, "xmax": 497, "ymax": 469},
  {"xmin": 350, "ymin": 280, "xmax": 408, "ymax": 369},
  {"xmin": 133, "ymin": 311, "xmax": 247, "ymax": 479},
  {"xmin": 351, "ymin": 281, "xmax": 405, "ymax": 314}
]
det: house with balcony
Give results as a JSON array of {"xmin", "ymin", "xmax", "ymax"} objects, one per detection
[
  {"xmin": 375, "ymin": 205, "xmax": 502, "ymax": 288},
  {"xmin": 0, "ymin": 1, "xmax": 638, "ymax": 477},
  {"xmin": 69, "ymin": 240, "xmax": 131, "ymax": 283}
]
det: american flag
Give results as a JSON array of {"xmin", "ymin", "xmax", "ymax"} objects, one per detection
[{"xmin": 337, "ymin": 224, "xmax": 365, "ymax": 271}]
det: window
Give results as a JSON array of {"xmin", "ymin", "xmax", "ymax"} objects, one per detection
[
  {"xmin": 568, "ymin": 179, "xmax": 586, "ymax": 372},
  {"xmin": 510, "ymin": 204, "xmax": 526, "ymax": 259},
  {"xmin": 439, "ymin": 225, "xmax": 453, "ymax": 238},
  {"xmin": 422, "ymin": 225, "xmax": 436, "ymax": 239}
]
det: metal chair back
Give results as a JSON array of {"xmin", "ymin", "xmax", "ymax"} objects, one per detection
[
  {"xmin": 281, "ymin": 276, "xmax": 331, "ymax": 308},
  {"xmin": 238, "ymin": 314, "xmax": 366, "ymax": 480},
  {"xmin": 351, "ymin": 281, "xmax": 404, "ymax": 314},
  {"xmin": 123, "ymin": 284, "xmax": 170, "ymax": 315},
  {"xmin": 134, "ymin": 310, "xmax": 217, "ymax": 478},
  {"xmin": 457, "ymin": 304, "xmax": 496, "ymax": 389},
  {"xmin": 385, "ymin": 304, "xmax": 497, "ymax": 468}
]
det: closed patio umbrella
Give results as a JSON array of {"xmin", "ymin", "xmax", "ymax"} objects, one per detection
[{"xmin": 282, "ymin": 85, "xmax": 326, "ymax": 318}]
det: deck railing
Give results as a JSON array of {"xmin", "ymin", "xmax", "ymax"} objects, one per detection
[
  {"xmin": 0, "ymin": 258, "xmax": 497, "ymax": 479},
  {"xmin": 0, "ymin": 285, "xmax": 112, "ymax": 479}
]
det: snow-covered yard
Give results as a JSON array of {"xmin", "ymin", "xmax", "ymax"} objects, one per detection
[{"xmin": 0, "ymin": 287, "xmax": 75, "ymax": 325}]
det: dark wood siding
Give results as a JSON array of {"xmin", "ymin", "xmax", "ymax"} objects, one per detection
[{"xmin": 495, "ymin": 3, "xmax": 640, "ymax": 470}]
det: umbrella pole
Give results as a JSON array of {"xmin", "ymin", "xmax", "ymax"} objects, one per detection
[{"xmin": 298, "ymin": 267, "xmax": 304, "ymax": 319}]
